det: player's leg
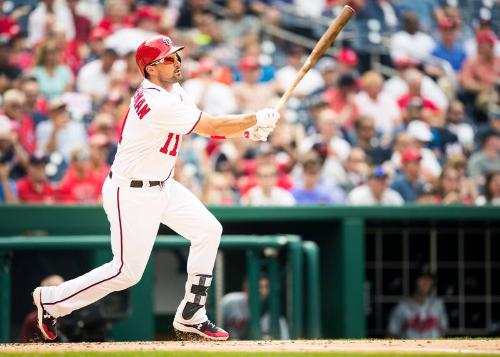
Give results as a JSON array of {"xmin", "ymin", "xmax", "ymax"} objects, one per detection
[
  {"xmin": 160, "ymin": 179, "xmax": 228, "ymax": 340},
  {"xmin": 33, "ymin": 178, "xmax": 165, "ymax": 339}
]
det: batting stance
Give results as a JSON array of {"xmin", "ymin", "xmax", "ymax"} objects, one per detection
[{"xmin": 32, "ymin": 35, "xmax": 279, "ymax": 341}]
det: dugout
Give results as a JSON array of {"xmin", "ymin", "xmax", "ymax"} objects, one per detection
[{"xmin": 0, "ymin": 205, "xmax": 499, "ymax": 340}]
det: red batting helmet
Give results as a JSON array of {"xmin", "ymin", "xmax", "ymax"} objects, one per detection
[{"xmin": 135, "ymin": 35, "xmax": 184, "ymax": 76}]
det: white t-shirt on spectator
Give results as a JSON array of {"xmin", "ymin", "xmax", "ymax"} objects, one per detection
[
  {"xmin": 447, "ymin": 123, "xmax": 474, "ymax": 150},
  {"xmin": 183, "ymin": 79, "xmax": 237, "ymax": 116},
  {"xmin": 384, "ymin": 75, "xmax": 449, "ymax": 110},
  {"xmin": 36, "ymin": 120, "xmax": 88, "ymax": 162},
  {"xmin": 390, "ymin": 31, "xmax": 435, "ymax": 63},
  {"xmin": 77, "ymin": 59, "xmax": 126, "ymax": 101},
  {"xmin": 28, "ymin": 0, "xmax": 75, "ymax": 45},
  {"xmin": 275, "ymin": 65, "xmax": 323, "ymax": 97},
  {"xmin": 354, "ymin": 91, "xmax": 401, "ymax": 136},
  {"xmin": 347, "ymin": 184, "xmax": 404, "ymax": 206},
  {"xmin": 242, "ymin": 187, "xmax": 296, "ymax": 206}
]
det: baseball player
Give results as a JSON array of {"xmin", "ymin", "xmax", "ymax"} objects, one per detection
[{"xmin": 32, "ymin": 35, "xmax": 280, "ymax": 341}]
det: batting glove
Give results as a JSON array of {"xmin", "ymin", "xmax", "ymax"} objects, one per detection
[
  {"xmin": 245, "ymin": 125, "xmax": 274, "ymax": 142},
  {"xmin": 256, "ymin": 108, "xmax": 280, "ymax": 129}
]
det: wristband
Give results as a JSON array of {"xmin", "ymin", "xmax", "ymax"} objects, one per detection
[
  {"xmin": 244, "ymin": 130, "xmax": 250, "ymax": 139},
  {"xmin": 210, "ymin": 135, "xmax": 226, "ymax": 139}
]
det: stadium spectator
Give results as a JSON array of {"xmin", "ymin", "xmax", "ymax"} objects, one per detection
[
  {"xmin": 202, "ymin": 171, "xmax": 238, "ymax": 205},
  {"xmin": 77, "ymin": 48, "xmax": 123, "ymax": 103},
  {"xmin": 0, "ymin": 42, "xmax": 22, "ymax": 93},
  {"xmin": 88, "ymin": 134, "xmax": 111, "ymax": 183},
  {"xmin": 2, "ymin": 88, "xmax": 36, "ymax": 154},
  {"xmin": 333, "ymin": 147, "xmax": 369, "ymax": 193},
  {"xmin": 233, "ymin": 57, "xmax": 276, "ymax": 112},
  {"xmin": 36, "ymin": 97, "xmax": 87, "ymax": 162},
  {"xmin": 20, "ymin": 77, "xmax": 48, "ymax": 127},
  {"xmin": 435, "ymin": 165, "xmax": 472, "ymax": 205},
  {"xmin": 183, "ymin": 56, "xmax": 237, "ymax": 116},
  {"xmin": 300, "ymin": 108, "xmax": 351, "ymax": 162},
  {"xmin": 355, "ymin": 70, "xmax": 401, "ymax": 137},
  {"xmin": 220, "ymin": 0, "xmax": 261, "ymax": 50},
  {"xmin": 221, "ymin": 275, "xmax": 289, "ymax": 340},
  {"xmin": 95, "ymin": 0, "xmax": 133, "ymax": 34},
  {"xmin": 431, "ymin": 18, "xmax": 466, "ymax": 72},
  {"xmin": 390, "ymin": 148, "xmax": 426, "ymax": 203},
  {"xmin": 347, "ymin": 166, "xmax": 404, "ymax": 206},
  {"xmin": 241, "ymin": 161, "xmax": 295, "ymax": 206},
  {"xmin": 28, "ymin": 0, "xmax": 75, "ymax": 46},
  {"xmin": 58, "ymin": 147, "xmax": 103, "ymax": 203},
  {"xmin": 396, "ymin": 69, "xmax": 443, "ymax": 126},
  {"xmin": 476, "ymin": 171, "xmax": 500, "ymax": 206},
  {"xmin": 390, "ymin": 12, "xmax": 435, "ymax": 64},
  {"xmin": 405, "ymin": 120, "xmax": 442, "ymax": 179},
  {"xmin": 322, "ymin": 72, "xmax": 359, "ymax": 129},
  {"xmin": 467, "ymin": 130, "xmax": 500, "ymax": 184},
  {"xmin": 0, "ymin": 158, "xmax": 18, "ymax": 203},
  {"xmin": 0, "ymin": 115, "xmax": 29, "ymax": 180},
  {"xmin": 291, "ymin": 151, "xmax": 341, "ymax": 205},
  {"xmin": 16, "ymin": 152, "xmax": 56, "ymax": 203},
  {"xmin": 276, "ymin": 45, "xmax": 323, "ymax": 98},
  {"xmin": 444, "ymin": 100, "xmax": 474, "ymax": 153},
  {"xmin": 351, "ymin": 115, "xmax": 391, "ymax": 165},
  {"xmin": 335, "ymin": 47, "xmax": 359, "ymax": 76},
  {"xmin": 460, "ymin": 30, "xmax": 500, "ymax": 119},
  {"xmin": 31, "ymin": 39, "xmax": 74, "ymax": 100},
  {"xmin": 67, "ymin": 0, "xmax": 91, "ymax": 44},
  {"xmin": 387, "ymin": 266, "xmax": 448, "ymax": 338}
]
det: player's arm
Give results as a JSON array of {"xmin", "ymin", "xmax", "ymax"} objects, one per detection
[
  {"xmin": 193, "ymin": 112, "xmax": 256, "ymax": 137},
  {"xmin": 192, "ymin": 109, "xmax": 280, "ymax": 139}
]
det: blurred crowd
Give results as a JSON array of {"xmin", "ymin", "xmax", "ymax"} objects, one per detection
[{"xmin": 0, "ymin": 0, "xmax": 499, "ymax": 206}]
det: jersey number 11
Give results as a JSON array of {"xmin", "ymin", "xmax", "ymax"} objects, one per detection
[{"xmin": 160, "ymin": 132, "xmax": 180, "ymax": 156}]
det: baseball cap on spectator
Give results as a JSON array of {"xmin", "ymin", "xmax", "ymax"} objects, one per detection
[
  {"xmin": 239, "ymin": 56, "xmax": 260, "ymax": 71},
  {"xmin": 317, "ymin": 57, "xmax": 336, "ymax": 74},
  {"xmin": 369, "ymin": 165, "xmax": 388, "ymax": 179},
  {"xmin": 401, "ymin": 148, "xmax": 422, "ymax": 163},
  {"xmin": 407, "ymin": 120, "xmax": 432, "ymax": 142},
  {"xmin": 29, "ymin": 152, "xmax": 49, "ymax": 165},
  {"xmin": 476, "ymin": 30, "xmax": 497, "ymax": 46},
  {"xmin": 48, "ymin": 97, "xmax": 66, "ymax": 111},
  {"xmin": 134, "ymin": 6, "xmax": 161, "ymax": 25},
  {"xmin": 438, "ymin": 18, "xmax": 458, "ymax": 31},
  {"xmin": 336, "ymin": 48, "xmax": 358, "ymax": 66},
  {"xmin": 89, "ymin": 27, "xmax": 109, "ymax": 42}
]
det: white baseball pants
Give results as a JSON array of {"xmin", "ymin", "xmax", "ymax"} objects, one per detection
[{"xmin": 40, "ymin": 176, "xmax": 222, "ymax": 325}]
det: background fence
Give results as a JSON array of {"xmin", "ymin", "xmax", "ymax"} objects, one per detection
[{"xmin": 0, "ymin": 205, "xmax": 499, "ymax": 341}]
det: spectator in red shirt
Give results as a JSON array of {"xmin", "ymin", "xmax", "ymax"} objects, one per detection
[
  {"xmin": 16, "ymin": 153, "xmax": 56, "ymax": 203},
  {"xmin": 323, "ymin": 73, "xmax": 359, "ymax": 129},
  {"xmin": 2, "ymin": 89, "xmax": 36, "ymax": 154},
  {"xmin": 58, "ymin": 148, "xmax": 103, "ymax": 203},
  {"xmin": 397, "ymin": 69, "xmax": 443, "ymax": 126},
  {"xmin": 67, "ymin": 0, "xmax": 91, "ymax": 43},
  {"xmin": 88, "ymin": 134, "xmax": 111, "ymax": 182}
]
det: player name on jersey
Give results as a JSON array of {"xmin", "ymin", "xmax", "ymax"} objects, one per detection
[{"xmin": 134, "ymin": 89, "xmax": 151, "ymax": 120}]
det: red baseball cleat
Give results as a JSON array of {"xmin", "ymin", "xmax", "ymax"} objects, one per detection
[
  {"xmin": 173, "ymin": 319, "xmax": 229, "ymax": 341},
  {"xmin": 32, "ymin": 287, "xmax": 58, "ymax": 340}
]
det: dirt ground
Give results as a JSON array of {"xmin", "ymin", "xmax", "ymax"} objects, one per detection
[{"xmin": 0, "ymin": 339, "xmax": 499, "ymax": 354}]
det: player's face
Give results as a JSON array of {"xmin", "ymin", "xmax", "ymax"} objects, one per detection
[{"xmin": 148, "ymin": 53, "xmax": 182, "ymax": 84}]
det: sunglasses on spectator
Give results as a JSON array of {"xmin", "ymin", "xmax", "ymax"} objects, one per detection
[{"xmin": 149, "ymin": 53, "xmax": 181, "ymax": 66}]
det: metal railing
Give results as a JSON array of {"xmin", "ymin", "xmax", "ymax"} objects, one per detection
[{"xmin": 0, "ymin": 234, "xmax": 320, "ymax": 342}]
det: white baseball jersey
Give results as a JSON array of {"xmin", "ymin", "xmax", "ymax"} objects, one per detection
[{"xmin": 112, "ymin": 79, "xmax": 202, "ymax": 180}]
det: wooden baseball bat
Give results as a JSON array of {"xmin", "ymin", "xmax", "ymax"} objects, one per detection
[{"xmin": 274, "ymin": 5, "xmax": 356, "ymax": 112}]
